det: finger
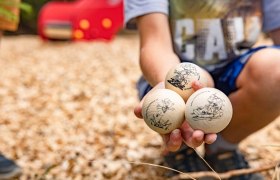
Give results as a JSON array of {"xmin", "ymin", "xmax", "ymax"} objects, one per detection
[
  {"xmin": 180, "ymin": 121, "xmax": 194, "ymax": 146},
  {"xmin": 188, "ymin": 130, "xmax": 205, "ymax": 148},
  {"xmin": 204, "ymin": 133, "xmax": 217, "ymax": 144},
  {"xmin": 134, "ymin": 101, "xmax": 143, "ymax": 119},
  {"xmin": 161, "ymin": 134, "xmax": 170, "ymax": 155},
  {"xmin": 180, "ymin": 107, "xmax": 194, "ymax": 146},
  {"xmin": 182, "ymin": 130, "xmax": 203, "ymax": 148},
  {"xmin": 192, "ymin": 80, "xmax": 204, "ymax": 91},
  {"xmin": 165, "ymin": 129, "xmax": 182, "ymax": 152}
]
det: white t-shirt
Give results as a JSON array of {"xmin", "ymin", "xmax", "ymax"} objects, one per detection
[{"xmin": 125, "ymin": 0, "xmax": 280, "ymax": 71}]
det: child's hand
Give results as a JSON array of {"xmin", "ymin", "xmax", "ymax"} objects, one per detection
[
  {"xmin": 161, "ymin": 121, "xmax": 217, "ymax": 153},
  {"xmin": 134, "ymin": 81, "xmax": 217, "ymax": 153}
]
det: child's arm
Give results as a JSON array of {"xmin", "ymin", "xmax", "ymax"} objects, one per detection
[
  {"xmin": 136, "ymin": 12, "xmax": 180, "ymax": 87},
  {"xmin": 134, "ymin": 12, "xmax": 217, "ymax": 152}
]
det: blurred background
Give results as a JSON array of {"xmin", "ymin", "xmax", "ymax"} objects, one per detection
[
  {"xmin": 0, "ymin": 0, "xmax": 279, "ymax": 180},
  {"xmin": 3, "ymin": 0, "xmax": 63, "ymax": 35},
  {"xmin": 3, "ymin": 0, "xmax": 126, "ymax": 41}
]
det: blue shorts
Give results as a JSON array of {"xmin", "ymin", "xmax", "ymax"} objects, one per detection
[{"xmin": 137, "ymin": 46, "xmax": 280, "ymax": 100}]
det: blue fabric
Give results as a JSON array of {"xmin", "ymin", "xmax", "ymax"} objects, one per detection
[
  {"xmin": 137, "ymin": 46, "xmax": 280, "ymax": 99},
  {"xmin": 262, "ymin": 0, "xmax": 280, "ymax": 32},
  {"xmin": 136, "ymin": 76, "xmax": 153, "ymax": 100},
  {"xmin": 212, "ymin": 46, "xmax": 269, "ymax": 95}
]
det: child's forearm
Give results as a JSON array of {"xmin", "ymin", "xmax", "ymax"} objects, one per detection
[
  {"xmin": 140, "ymin": 46, "xmax": 180, "ymax": 87},
  {"xmin": 137, "ymin": 13, "xmax": 180, "ymax": 86}
]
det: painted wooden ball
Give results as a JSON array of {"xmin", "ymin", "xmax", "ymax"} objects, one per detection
[
  {"xmin": 142, "ymin": 89, "xmax": 185, "ymax": 134},
  {"xmin": 165, "ymin": 62, "xmax": 208, "ymax": 102},
  {"xmin": 185, "ymin": 88, "xmax": 233, "ymax": 133}
]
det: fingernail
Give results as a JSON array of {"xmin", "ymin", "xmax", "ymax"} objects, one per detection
[
  {"xmin": 172, "ymin": 129, "xmax": 180, "ymax": 138},
  {"xmin": 194, "ymin": 80, "xmax": 202, "ymax": 87}
]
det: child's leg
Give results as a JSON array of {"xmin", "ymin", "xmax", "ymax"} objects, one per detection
[{"xmin": 222, "ymin": 47, "xmax": 280, "ymax": 143}]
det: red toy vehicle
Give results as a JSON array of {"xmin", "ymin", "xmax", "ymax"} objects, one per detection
[{"xmin": 38, "ymin": 0, "xmax": 124, "ymax": 41}]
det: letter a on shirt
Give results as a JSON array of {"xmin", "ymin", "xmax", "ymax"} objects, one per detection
[{"xmin": 169, "ymin": 0, "xmax": 262, "ymax": 71}]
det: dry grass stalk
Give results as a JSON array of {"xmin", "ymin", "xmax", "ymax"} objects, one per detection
[
  {"xmin": 178, "ymin": 162, "xmax": 277, "ymax": 179},
  {"xmin": 272, "ymin": 161, "xmax": 280, "ymax": 180}
]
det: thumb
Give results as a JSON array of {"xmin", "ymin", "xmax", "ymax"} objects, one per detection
[
  {"xmin": 134, "ymin": 99, "xmax": 144, "ymax": 118},
  {"xmin": 192, "ymin": 80, "xmax": 204, "ymax": 91}
]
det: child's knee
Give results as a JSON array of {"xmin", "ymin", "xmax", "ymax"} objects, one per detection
[{"xmin": 246, "ymin": 48, "xmax": 280, "ymax": 83}]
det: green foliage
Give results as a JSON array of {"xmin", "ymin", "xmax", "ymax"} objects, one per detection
[
  {"xmin": 19, "ymin": 0, "xmax": 50, "ymax": 33},
  {"xmin": 0, "ymin": 0, "xmax": 32, "ymax": 21},
  {"xmin": 19, "ymin": 2, "xmax": 33, "ymax": 15},
  {"xmin": 21, "ymin": 0, "xmax": 49, "ymax": 22},
  {"xmin": 0, "ymin": 0, "xmax": 19, "ymax": 22},
  {"xmin": 6, "ymin": 0, "xmax": 74, "ymax": 34}
]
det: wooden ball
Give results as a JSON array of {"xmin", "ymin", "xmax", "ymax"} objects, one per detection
[
  {"xmin": 165, "ymin": 62, "xmax": 208, "ymax": 102},
  {"xmin": 142, "ymin": 89, "xmax": 185, "ymax": 134},
  {"xmin": 185, "ymin": 88, "xmax": 233, "ymax": 133}
]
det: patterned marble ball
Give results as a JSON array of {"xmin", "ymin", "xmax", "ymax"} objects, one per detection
[
  {"xmin": 165, "ymin": 62, "xmax": 208, "ymax": 102},
  {"xmin": 142, "ymin": 89, "xmax": 186, "ymax": 134},
  {"xmin": 185, "ymin": 88, "xmax": 233, "ymax": 134}
]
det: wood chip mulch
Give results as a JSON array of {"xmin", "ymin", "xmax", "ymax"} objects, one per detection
[{"xmin": 0, "ymin": 34, "xmax": 279, "ymax": 180}]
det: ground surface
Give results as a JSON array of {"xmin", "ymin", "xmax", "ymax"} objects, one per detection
[{"xmin": 0, "ymin": 34, "xmax": 279, "ymax": 180}]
